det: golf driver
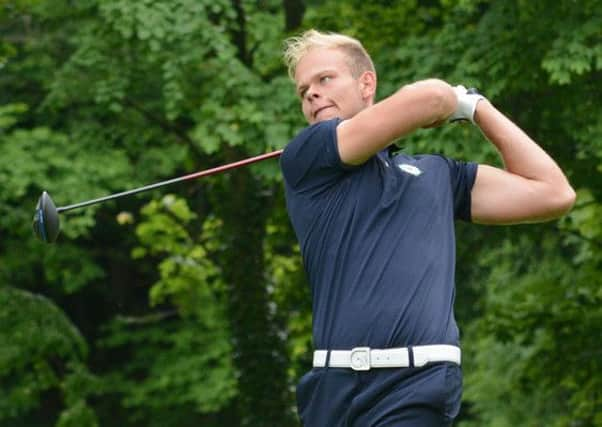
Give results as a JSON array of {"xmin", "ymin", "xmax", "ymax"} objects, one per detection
[{"xmin": 33, "ymin": 149, "xmax": 283, "ymax": 243}]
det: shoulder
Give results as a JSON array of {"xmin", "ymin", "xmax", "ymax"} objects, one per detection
[
  {"xmin": 281, "ymin": 118, "xmax": 343, "ymax": 175},
  {"xmin": 280, "ymin": 118, "xmax": 348, "ymax": 190},
  {"xmin": 283, "ymin": 119, "xmax": 341, "ymax": 159}
]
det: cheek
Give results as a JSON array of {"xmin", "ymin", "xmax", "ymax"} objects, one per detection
[
  {"xmin": 334, "ymin": 84, "xmax": 356, "ymax": 104},
  {"xmin": 301, "ymin": 101, "xmax": 311, "ymax": 118},
  {"xmin": 341, "ymin": 88, "xmax": 364, "ymax": 112}
]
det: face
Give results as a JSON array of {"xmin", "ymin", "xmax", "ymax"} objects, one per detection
[{"xmin": 294, "ymin": 47, "xmax": 374, "ymax": 125}]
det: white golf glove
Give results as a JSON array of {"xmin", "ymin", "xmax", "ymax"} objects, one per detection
[{"xmin": 449, "ymin": 85, "xmax": 485, "ymax": 124}]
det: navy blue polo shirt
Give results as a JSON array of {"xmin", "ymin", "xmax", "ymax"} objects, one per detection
[{"xmin": 281, "ymin": 118, "xmax": 477, "ymax": 351}]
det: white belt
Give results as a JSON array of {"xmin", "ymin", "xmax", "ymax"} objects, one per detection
[{"xmin": 313, "ymin": 345, "xmax": 461, "ymax": 371}]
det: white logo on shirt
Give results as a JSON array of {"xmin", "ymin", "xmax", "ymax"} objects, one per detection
[{"xmin": 398, "ymin": 164, "xmax": 423, "ymax": 176}]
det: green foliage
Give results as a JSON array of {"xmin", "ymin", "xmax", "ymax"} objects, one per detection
[
  {"xmin": 462, "ymin": 228, "xmax": 602, "ymax": 426},
  {"xmin": 3, "ymin": 0, "xmax": 299, "ymax": 424},
  {"xmin": 541, "ymin": 7, "xmax": 602, "ymax": 85},
  {"xmin": 0, "ymin": 102, "xmax": 27, "ymax": 130},
  {"xmin": 0, "ymin": 287, "xmax": 99, "ymax": 425},
  {"xmin": 264, "ymin": 191, "xmax": 313, "ymax": 380},
  {"xmin": 100, "ymin": 317, "xmax": 236, "ymax": 426},
  {"xmin": 134, "ymin": 194, "xmax": 223, "ymax": 316},
  {"xmin": 0, "ymin": 108, "xmax": 129, "ymax": 294},
  {"xmin": 129, "ymin": 191, "xmax": 298, "ymax": 425},
  {"xmin": 56, "ymin": 400, "xmax": 99, "ymax": 427},
  {"xmin": 95, "ymin": 195, "xmax": 238, "ymax": 426}
]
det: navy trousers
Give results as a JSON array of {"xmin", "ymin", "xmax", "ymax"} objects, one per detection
[{"xmin": 296, "ymin": 362, "xmax": 462, "ymax": 426}]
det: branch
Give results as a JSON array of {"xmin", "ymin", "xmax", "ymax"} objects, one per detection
[
  {"xmin": 231, "ymin": 0, "xmax": 251, "ymax": 66},
  {"xmin": 123, "ymin": 97, "xmax": 194, "ymax": 146},
  {"xmin": 115, "ymin": 310, "xmax": 179, "ymax": 325}
]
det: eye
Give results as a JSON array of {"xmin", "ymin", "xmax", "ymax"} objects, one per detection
[
  {"xmin": 320, "ymin": 75, "xmax": 332, "ymax": 84},
  {"xmin": 298, "ymin": 85, "xmax": 309, "ymax": 98}
]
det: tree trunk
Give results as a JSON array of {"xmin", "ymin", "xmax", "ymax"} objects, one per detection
[
  {"xmin": 218, "ymin": 164, "xmax": 294, "ymax": 426},
  {"xmin": 283, "ymin": 0, "xmax": 305, "ymax": 31}
]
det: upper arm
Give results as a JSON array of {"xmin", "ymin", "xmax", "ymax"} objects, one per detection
[
  {"xmin": 471, "ymin": 165, "xmax": 575, "ymax": 224},
  {"xmin": 337, "ymin": 79, "xmax": 456, "ymax": 165}
]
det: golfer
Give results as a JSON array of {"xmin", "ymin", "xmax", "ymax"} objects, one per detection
[{"xmin": 280, "ymin": 29, "xmax": 575, "ymax": 426}]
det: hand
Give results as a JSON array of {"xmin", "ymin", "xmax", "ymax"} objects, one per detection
[{"xmin": 449, "ymin": 85, "xmax": 485, "ymax": 124}]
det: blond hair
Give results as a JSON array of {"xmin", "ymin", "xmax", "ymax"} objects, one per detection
[{"xmin": 283, "ymin": 29, "xmax": 375, "ymax": 81}]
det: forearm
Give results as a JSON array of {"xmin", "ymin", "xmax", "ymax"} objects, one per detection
[{"xmin": 475, "ymin": 100, "xmax": 569, "ymax": 185}]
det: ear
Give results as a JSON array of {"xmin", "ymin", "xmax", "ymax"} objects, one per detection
[{"xmin": 358, "ymin": 71, "xmax": 377, "ymax": 103}]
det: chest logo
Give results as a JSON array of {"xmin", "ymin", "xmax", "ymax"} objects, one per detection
[{"xmin": 398, "ymin": 163, "xmax": 423, "ymax": 176}]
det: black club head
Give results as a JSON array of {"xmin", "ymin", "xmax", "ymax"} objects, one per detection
[{"xmin": 33, "ymin": 191, "xmax": 60, "ymax": 243}]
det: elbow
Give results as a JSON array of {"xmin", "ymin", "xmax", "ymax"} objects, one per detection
[
  {"xmin": 548, "ymin": 183, "xmax": 577, "ymax": 219},
  {"xmin": 426, "ymin": 79, "xmax": 456, "ymax": 122},
  {"xmin": 402, "ymin": 78, "xmax": 456, "ymax": 126},
  {"xmin": 560, "ymin": 184, "xmax": 577, "ymax": 214}
]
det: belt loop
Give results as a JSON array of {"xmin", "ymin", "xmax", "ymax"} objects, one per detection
[
  {"xmin": 408, "ymin": 346, "xmax": 415, "ymax": 368},
  {"xmin": 325, "ymin": 350, "xmax": 331, "ymax": 369}
]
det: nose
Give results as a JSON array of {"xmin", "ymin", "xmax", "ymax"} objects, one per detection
[{"xmin": 305, "ymin": 85, "xmax": 320, "ymax": 102}]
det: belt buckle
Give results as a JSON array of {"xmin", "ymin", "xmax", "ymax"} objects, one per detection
[{"xmin": 350, "ymin": 347, "xmax": 371, "ymax": 371}]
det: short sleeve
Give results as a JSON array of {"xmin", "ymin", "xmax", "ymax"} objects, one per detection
[
  {"xmin": 280, "ymin": 118, "xmax": 352, "ymax": 195},
  {"xmin": 445, "ymin": 158, "xmax": 478, "ymax": 221}
]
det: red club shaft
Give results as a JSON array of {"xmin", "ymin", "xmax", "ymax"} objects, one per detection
[{"xmin": 57, "ymin": 149, "xmax": 283, "ymax": 213}]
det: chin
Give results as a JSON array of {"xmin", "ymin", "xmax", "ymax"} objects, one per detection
[{"xmin": 313, "ymin": 112, "xmax": 338, "ymax": 124}]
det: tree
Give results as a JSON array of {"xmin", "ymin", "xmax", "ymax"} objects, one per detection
[{"xmin": 1, "ymin": 0, "xmax": 302, "ymax": 424}]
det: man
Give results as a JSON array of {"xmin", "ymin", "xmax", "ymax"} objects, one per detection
[{"xmin": 280, "ymin": 29, "xmax": 575, "ymax": 426}]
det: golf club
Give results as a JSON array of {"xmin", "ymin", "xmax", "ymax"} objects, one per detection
[{"xmin": 33, "ymin": 149, "xmax": 283, "ymax": 243}]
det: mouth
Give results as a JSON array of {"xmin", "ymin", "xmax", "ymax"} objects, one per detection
[{"xmin": 313, "ymin": 105, "xmax": 334, "ymax": 119}]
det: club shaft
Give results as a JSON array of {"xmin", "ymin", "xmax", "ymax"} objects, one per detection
[{"xmin": 56, "ymin": 149, "xmax": 283, "ymax": 213}]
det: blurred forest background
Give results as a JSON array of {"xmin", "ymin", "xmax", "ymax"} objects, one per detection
[{"xmin": 1, "ymin": 0, "xmax": 601, "ymax": 426}]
